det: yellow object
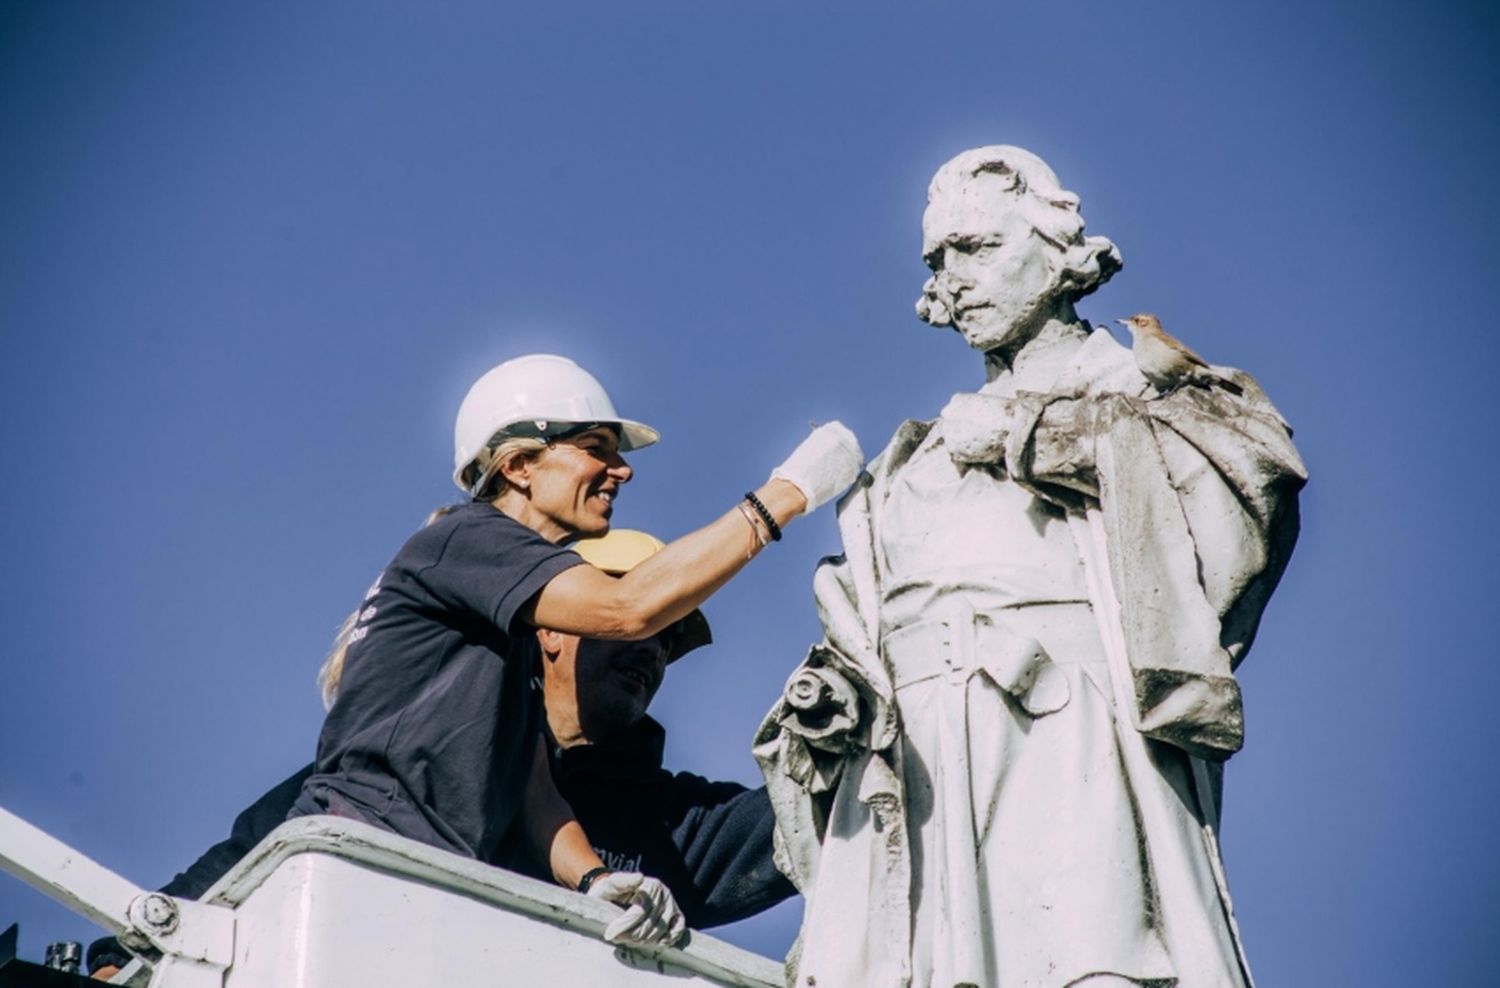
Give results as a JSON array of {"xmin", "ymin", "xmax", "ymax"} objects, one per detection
[
  {"xmin": 570, "ymin": 529, "xmax": 667, "ymax": 575},
  {"xmin": 568, "ymin": 528, "xmax": 711, "ymax": 662}
]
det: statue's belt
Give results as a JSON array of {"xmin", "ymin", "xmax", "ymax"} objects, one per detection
[
  {"xmin": 872, "ymin": 601, "xmax": 1083, "ymax": 978},
  {"xmin": 879, "ymin": 603, "xmax": 1100, "ymax": 717}
]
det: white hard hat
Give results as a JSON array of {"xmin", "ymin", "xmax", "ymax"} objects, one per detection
[{"xmin": 453, "ymin": 354, "xmax": 659, "ymax": 492}]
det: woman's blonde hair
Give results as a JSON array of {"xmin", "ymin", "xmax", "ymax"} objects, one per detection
[
  {"xmin": 317, "ymin": 607, "xmax": 363, "ymax": 711},
  {"xmin": 317, "ymin": 435, "xmax": 550, "ymax": 710},
  {"xmin": 462, "ymin": 435, "xmax": 550, "ymax": 500}
]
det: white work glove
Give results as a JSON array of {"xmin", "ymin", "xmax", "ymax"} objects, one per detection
[
  {"xmin": 586, "ymin": 871, "xmax": 687, "ymax": 947},
  {"xmin": 770, "ymin": 421, "xmax": 865, "ymax": 514}
]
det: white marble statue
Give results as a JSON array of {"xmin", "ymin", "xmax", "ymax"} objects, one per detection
[{"xmin": 755, "ymin": 146, "xmax": 1306, "ymax": 988}]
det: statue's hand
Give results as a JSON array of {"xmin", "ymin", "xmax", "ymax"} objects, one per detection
[{"xmin": 940, "ymin": 392, "xmax": 1013, "ymax": 465}]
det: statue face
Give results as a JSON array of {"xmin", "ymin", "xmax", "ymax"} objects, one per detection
[{"xmin": 919, "ymin": 181, "xmax": 1064, "ymax": 352}]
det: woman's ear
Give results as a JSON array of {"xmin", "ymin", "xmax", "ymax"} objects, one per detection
[
  {"xmin": 536, "ymin": 627, "xmax": 564, "ymax": 659},
  {"xmin": 498, "ymin": 450, "xmax": 535, "ymax": 493}
]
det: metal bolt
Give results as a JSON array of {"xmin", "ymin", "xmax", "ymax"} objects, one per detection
[{"xmin": 135, "ymin": 893, "xmax": 179, "ymax": 933}]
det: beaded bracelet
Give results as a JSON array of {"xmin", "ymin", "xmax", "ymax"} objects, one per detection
[{"xmin": 743, "ymin": 491, "xmax": 783, "ymax": 541}]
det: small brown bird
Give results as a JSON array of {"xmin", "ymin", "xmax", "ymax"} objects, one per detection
[{"xmin": 1116, "ymin": 313, "xmax": 1243, "ymax": 396}]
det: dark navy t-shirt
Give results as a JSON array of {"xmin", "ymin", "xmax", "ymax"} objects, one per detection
[{"xmin": 293, "ymin": 502, "xmax": 584, "ymax": 860}]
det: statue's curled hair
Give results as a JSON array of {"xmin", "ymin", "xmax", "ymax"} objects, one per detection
[{"xmin": 927, "ymin": 145, "xmax": 1122, "ymax": 301}]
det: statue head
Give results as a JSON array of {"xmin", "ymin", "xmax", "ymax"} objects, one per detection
[{"xmin": 916, "ymin": 145, "xmax": 1121, "ymax": 353}]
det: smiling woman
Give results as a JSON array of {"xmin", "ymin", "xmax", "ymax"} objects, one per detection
[
  {"xmin": 285, "ymin": 352, "xmax": 864, "ymax": 950},
  {"xmin": 487, "ymin": 424, "xmax": 634, "ymax": 542}
]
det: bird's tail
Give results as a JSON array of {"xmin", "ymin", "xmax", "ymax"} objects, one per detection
[{"xmin": 1211, "ymin": 371, "xmax": 1245, "ymax": 396}]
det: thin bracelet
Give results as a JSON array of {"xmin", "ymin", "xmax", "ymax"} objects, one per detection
[
  {"xmin": 577, "ymin": 866, "xmax": 612, "ymax": 894},
  {"xmin": 743, "ymin": 491, "xmax": 783, "ymax": 541},
  {"xmin": 736, "ymin": 501, "xmax": 770, "ymax": 554}
]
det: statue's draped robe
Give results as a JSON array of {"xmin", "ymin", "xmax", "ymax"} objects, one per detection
[{"xmin": 755, "ymin": 330, "xmax": 1305, "ymax": 988}]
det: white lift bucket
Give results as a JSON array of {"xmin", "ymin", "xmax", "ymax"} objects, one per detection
[{"xmin": 0, "ymin": 807, "xmax": 784, "ymax": 988}]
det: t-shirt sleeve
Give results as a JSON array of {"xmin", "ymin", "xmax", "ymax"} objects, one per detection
[{"xmin": 418, "ymin": 511, "xmax": 585, "ymax": 634}]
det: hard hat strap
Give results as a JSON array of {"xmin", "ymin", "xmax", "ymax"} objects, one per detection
[
  {"xmin": 509, "ymin": 420, "xmax": 616, "ymax": 445},
  {"xmin": 542, "ymin": 421, "xmax": 611, "ymax": 444}
]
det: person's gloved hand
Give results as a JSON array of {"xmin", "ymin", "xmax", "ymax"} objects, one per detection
[
  {"xmin": 585, "ymin": 871, "xmax": 687, "ymax": 947},
  {"xmin": 771, "ymin": 421, "xmax": 865, "ymax": 514}
]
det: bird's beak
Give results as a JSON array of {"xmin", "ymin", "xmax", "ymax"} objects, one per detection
[{"xmin": 1114, "ymin": 318, "xmax": 1128, "ymax": 325}]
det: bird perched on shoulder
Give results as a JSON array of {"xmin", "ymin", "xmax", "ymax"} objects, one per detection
[{"xmin": 1116, "ymin": 313, "xmax": 1243, "ymax": 396}]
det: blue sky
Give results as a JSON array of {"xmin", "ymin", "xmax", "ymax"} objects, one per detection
[{"xmin": 1, "ymin": 2, "xmax": 1496, "ymax": 984}]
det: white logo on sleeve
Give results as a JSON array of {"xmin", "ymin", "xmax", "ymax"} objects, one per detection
[
  {"xmin": 595, "ymin": 848, "xmax": 643, "ymax": 873},
  {"xmin": 347, "ymin": 573, "xmax": 385, "ymax": 651}
]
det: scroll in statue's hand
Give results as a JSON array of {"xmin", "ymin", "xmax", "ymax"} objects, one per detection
[
  {"xmin": 781, "ymin": 665, "xmax": 861, "ymax": 752},
  {"xmin": 940, "ymin": 392, "xmax": 1014, "ymax": 465}
]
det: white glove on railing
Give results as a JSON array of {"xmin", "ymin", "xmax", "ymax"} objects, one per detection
[
  {"xmin": 770, "ymin": 421, "xmax": 865, "ymax": 515},
  {"xmin": 586, "ymin": 871, "xmax": 687, "ymax": 947}
]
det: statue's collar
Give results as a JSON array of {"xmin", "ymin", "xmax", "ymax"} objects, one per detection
[{"xmin": 981, "ymin": 325, "xmax": 1107, "ymax": 398}]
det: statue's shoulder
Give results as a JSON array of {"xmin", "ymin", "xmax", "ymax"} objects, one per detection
[
  {"xmin": 831, "ymin": 418, "xmax": 934, "ymax": 525},
  {"xmin": 867, "ymin": 418, "xmax": 936, "ymax": 479},
  {"xmin": 1065, "ymin": 329, "xmax": 1288, "ymax": 425},
  {"xmin": 1059, "ymin": 329, "xmax": 1147, "ymax": 395}
]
